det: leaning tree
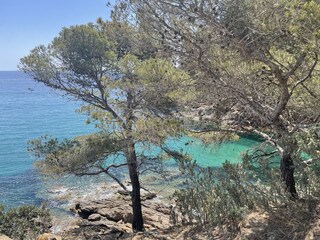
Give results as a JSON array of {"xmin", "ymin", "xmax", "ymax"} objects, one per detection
[
  {"xmin": 20, "ymin": 22, "xmax": 193, "ymax": 231},
  {"xmin": 123, "ymin": 0, "xmax": 320, "ymax": 197}
]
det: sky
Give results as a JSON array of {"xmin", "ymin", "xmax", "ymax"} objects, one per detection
[{"xmin": 0, "ymin": 0, "xmax": 114, "ymax": 71}]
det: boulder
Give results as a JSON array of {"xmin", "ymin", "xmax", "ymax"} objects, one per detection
[
  {"xmin": 68, "ymin": 195, "xmax": 172, "ymax": 238},
  {"xmin": 117, "ymin": 189, "xmax": 131, "ymax": 196},
  {"xmin": 0, "ymin": 235, "xmax": 13, "ymax": 240},
  {"xmin": 131, "ymin": 233, "xmax": 144, "ymax": 240},
  {"xmin": 144, "ymin": 209, "xmax": 170, "ymax": 229},
  {"xmin": 71, "ymin": 201, "xmax": 105, "ymax": 219},
  {"xmin": 141, "ymin": 192, "xmax": 157, "ymax": 201},
  {"xmin": 98, "ymin": 208, "xmax": 124, "ymax": 222},
  {"xmin": 88, "ymin": 213, "xmax": 101, "ymax": 221},
  {"xmin": 61, "ymin": 222, "xmax": 125, "ymax": 240},
  {"xmin": 123, "ymin": 211, "xmax": 133, "ymax": 223},
  {"xmin": 36, "ymin": 233, "xmax": 62, "ymax": 240}
]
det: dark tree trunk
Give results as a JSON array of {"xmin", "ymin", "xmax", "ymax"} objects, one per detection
[
  {"xmin": 280, "ymin": 153, "xmax": 297, "ymax": 198},
  {"xmin": 127, "ymin": 142, "xmax": 144, "ymax": 232},
  {"xmin": 125, "ymin": 90, "xmax": 144, "ymax": 231}
]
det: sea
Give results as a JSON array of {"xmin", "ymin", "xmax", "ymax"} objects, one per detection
[{"xmin": 0, "ymin": 71, "xmax": 259, "ymax": 209}]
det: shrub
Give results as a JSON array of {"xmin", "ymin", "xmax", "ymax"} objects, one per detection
[
  {"xmin": 172, "ymin": 154, "xmax": 320, "ymax": 238},
  {"xmin": 0, "ymin": 204, "xmax": 52, "ymax": 240}
]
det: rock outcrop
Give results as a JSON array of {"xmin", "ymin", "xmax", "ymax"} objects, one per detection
[
  {"xmin": 60, "ymin": 190, "xmax": 172, "ymax": 239},
  {"xmin": 0, "ymin": 235, "xmax": 13, "ymax": 240},
  {"xmin": 36, "ymin": 233, "xmax": 62, "ymax": 240}
]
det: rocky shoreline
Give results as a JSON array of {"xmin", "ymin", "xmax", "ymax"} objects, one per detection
[
  {"xmin": 60, "ymin": 189, "xmax": 172, "ymax": 239},
  {"xmin": 42, "ymin": 178, "xmax": 180, "ymax": 240}
]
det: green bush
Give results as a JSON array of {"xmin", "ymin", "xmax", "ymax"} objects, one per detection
[
  {"xmin": 172, "ymin": 161, "xmax": 266, "ymax": 228},
  {"xmin": 0, "ymin": 204, "xmax": 52, "ymax": 240},
  {"xmin": 172, "ymin": 155, "xmax": 320, "ymax": 236}
]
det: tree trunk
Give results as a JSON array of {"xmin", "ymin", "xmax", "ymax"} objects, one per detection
[
  {"xmin": 125, "ymin": 90, "xmax": 144, "ymax": 231},
  {"xmin": 127, "ymin": 142, "xmax": 144, "ymax": 232},
  {"xmin": 280, "ymin": 153, "xmax": 297, "ymax": 198}
]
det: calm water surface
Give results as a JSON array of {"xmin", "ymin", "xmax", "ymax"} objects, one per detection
[
  {"xmin": 0, "ymin": 71, "xmax": 94, "ymax": 207},
  {"xmin": 0, "ymin": 71, "xmax": 259, "ymax": 208}
]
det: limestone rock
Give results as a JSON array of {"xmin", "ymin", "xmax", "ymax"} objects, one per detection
[
  {"xmin": 123, "ymin": 211, "xmax": 133, "ymax": 223},
  {"xmin": 70, "ymin": 196, "xmax": 172, "ymax": 237},
  {"xmin": 131, "ymin": 233, "xmax": 144, "ymax": 240},
  {"xmin": 71, "ymin": 201, "xmax": 105, "ymax": 219},
  {"xmin": 61, "ymin": 223, "xmax": 124, "ymax": 240},
  {"xmin": 141, "ymin": 192, "xmax": 157, "ymax": 201},
  {"xmin": 0, "ymin": 235, "xmax": 13, "ymax": 240},
  {"xmin": 88, "ymin": 213, "xmax": 101, "ymax": 221},
  {"xmin": 98, "ymin": 208, "xmax": 124, "ymax": 222},
  {"xmin": 36, "ymin": 233, "xmax": 62, "ymax": 240}
]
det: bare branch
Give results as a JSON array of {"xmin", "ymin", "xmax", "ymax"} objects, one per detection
[
  {"xmin": 301, "ymin": 83, "xmax": 319, "ymax": 99},
  {"xmin": 284, "ymin": 53, "xmax": 306, "ymax": 80},
  {"xmin": 290, "ymin": 52, "xmax": 318, "ymax": 95},
  {"xmin": 104, "ymin": 171, "xmax": 128, "ymax": 191},
  {"xmin": 250, "ymin": 129, "xmax": 284, "ymax": 154},
  {"xmin": 303, "ymin": 158, "xmax": 320, "ymax": 165},
  {"xmin": 187, "ymin": 127, "xmax": 244, "ymax": 134},
  {"xmin": 251, "ymin": 149, "xmax": 278, "ymax": 160},
  {"xmin": 74, "ymin": 170, "xmax": 106, "ymax": 176},
  {"xmin": 100, "ymin": 164, "xmax": 129, "ymax": 191},
  {"xmin": 105, "ymin": 163, "xmax": 129, "ymax": 171}
]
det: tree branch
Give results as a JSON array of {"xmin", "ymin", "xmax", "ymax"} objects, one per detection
[
  {"xmin": 303, "ymin": 158, "xmax": 320, "ymax": 165},
  {"xmin": 290, "ymin": 52, "xmax": 318, "ymax": 95},
  {"xmin": 250, "ymin": 129, "xmax": 284, "ymax": 154},
  {"xmin": 74, "ymin": 163, "xmax": 129, "ymax": 191},
  {"xmin": 284, "ymin": 53, "xmax": 306, "ymax": 80}
]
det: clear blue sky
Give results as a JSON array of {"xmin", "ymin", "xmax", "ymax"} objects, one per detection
[{"xmin": 0, "ymin": 0, "xmax": 113, "ymax": 70}]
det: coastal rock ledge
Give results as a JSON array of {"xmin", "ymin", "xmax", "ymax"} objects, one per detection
[{"xmin": 62, "ymin": 192, "xmax": 172, "ymax": 239}]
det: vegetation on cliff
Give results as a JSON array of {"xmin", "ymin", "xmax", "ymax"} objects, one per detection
[
  {"xmin": 14, "ymin": 0, "xmax": 320, "ymax": 238},
  {"xmin": 0, "ymin": 205, "xmax": 51, "ymax": 240},
  {"xmin": 20, "ymin": 21, "xmax": 193, "ymax": 232}
]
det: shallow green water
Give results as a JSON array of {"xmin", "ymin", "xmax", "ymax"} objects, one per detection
[{"xmin": 167, "ymin": 135, "xmax": 261, "ymax": 167}]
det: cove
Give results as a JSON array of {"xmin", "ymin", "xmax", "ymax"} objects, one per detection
[
  {"xmin": 0, "ymin": 71, "xmax": 262, "ymax": 208},
  {"xmin": 103, "ymin": 134, "xmax": 262, "ymax": 174},
  {"xmin": 165, "ymin": 135, "xmax": 262, "ymax": 167}
]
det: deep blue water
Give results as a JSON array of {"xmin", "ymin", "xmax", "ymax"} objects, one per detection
[
  {"xmin": 0, "ymin": 71, "xmax": 94, "ymax": 208},
  {"xmin": 0, "ymin": 71, "xmax": 259, "ymax": 208}
]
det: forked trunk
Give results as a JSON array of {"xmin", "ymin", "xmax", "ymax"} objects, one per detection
[
  {"xmin": 280, "ymin": 153, "xmax": 297, "ymax": 198},
  {"xmin": 127, "ymin": 142, "xmax": 144, "ymax": 232}
]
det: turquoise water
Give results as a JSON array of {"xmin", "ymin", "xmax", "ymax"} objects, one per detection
[
  {"xmin": 0, "ymin": 71, "xmax": 259, "ymax": 208},
  {"xmin": 167, "ymin": 136, "xmax": 259, "ymax": 167}
]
